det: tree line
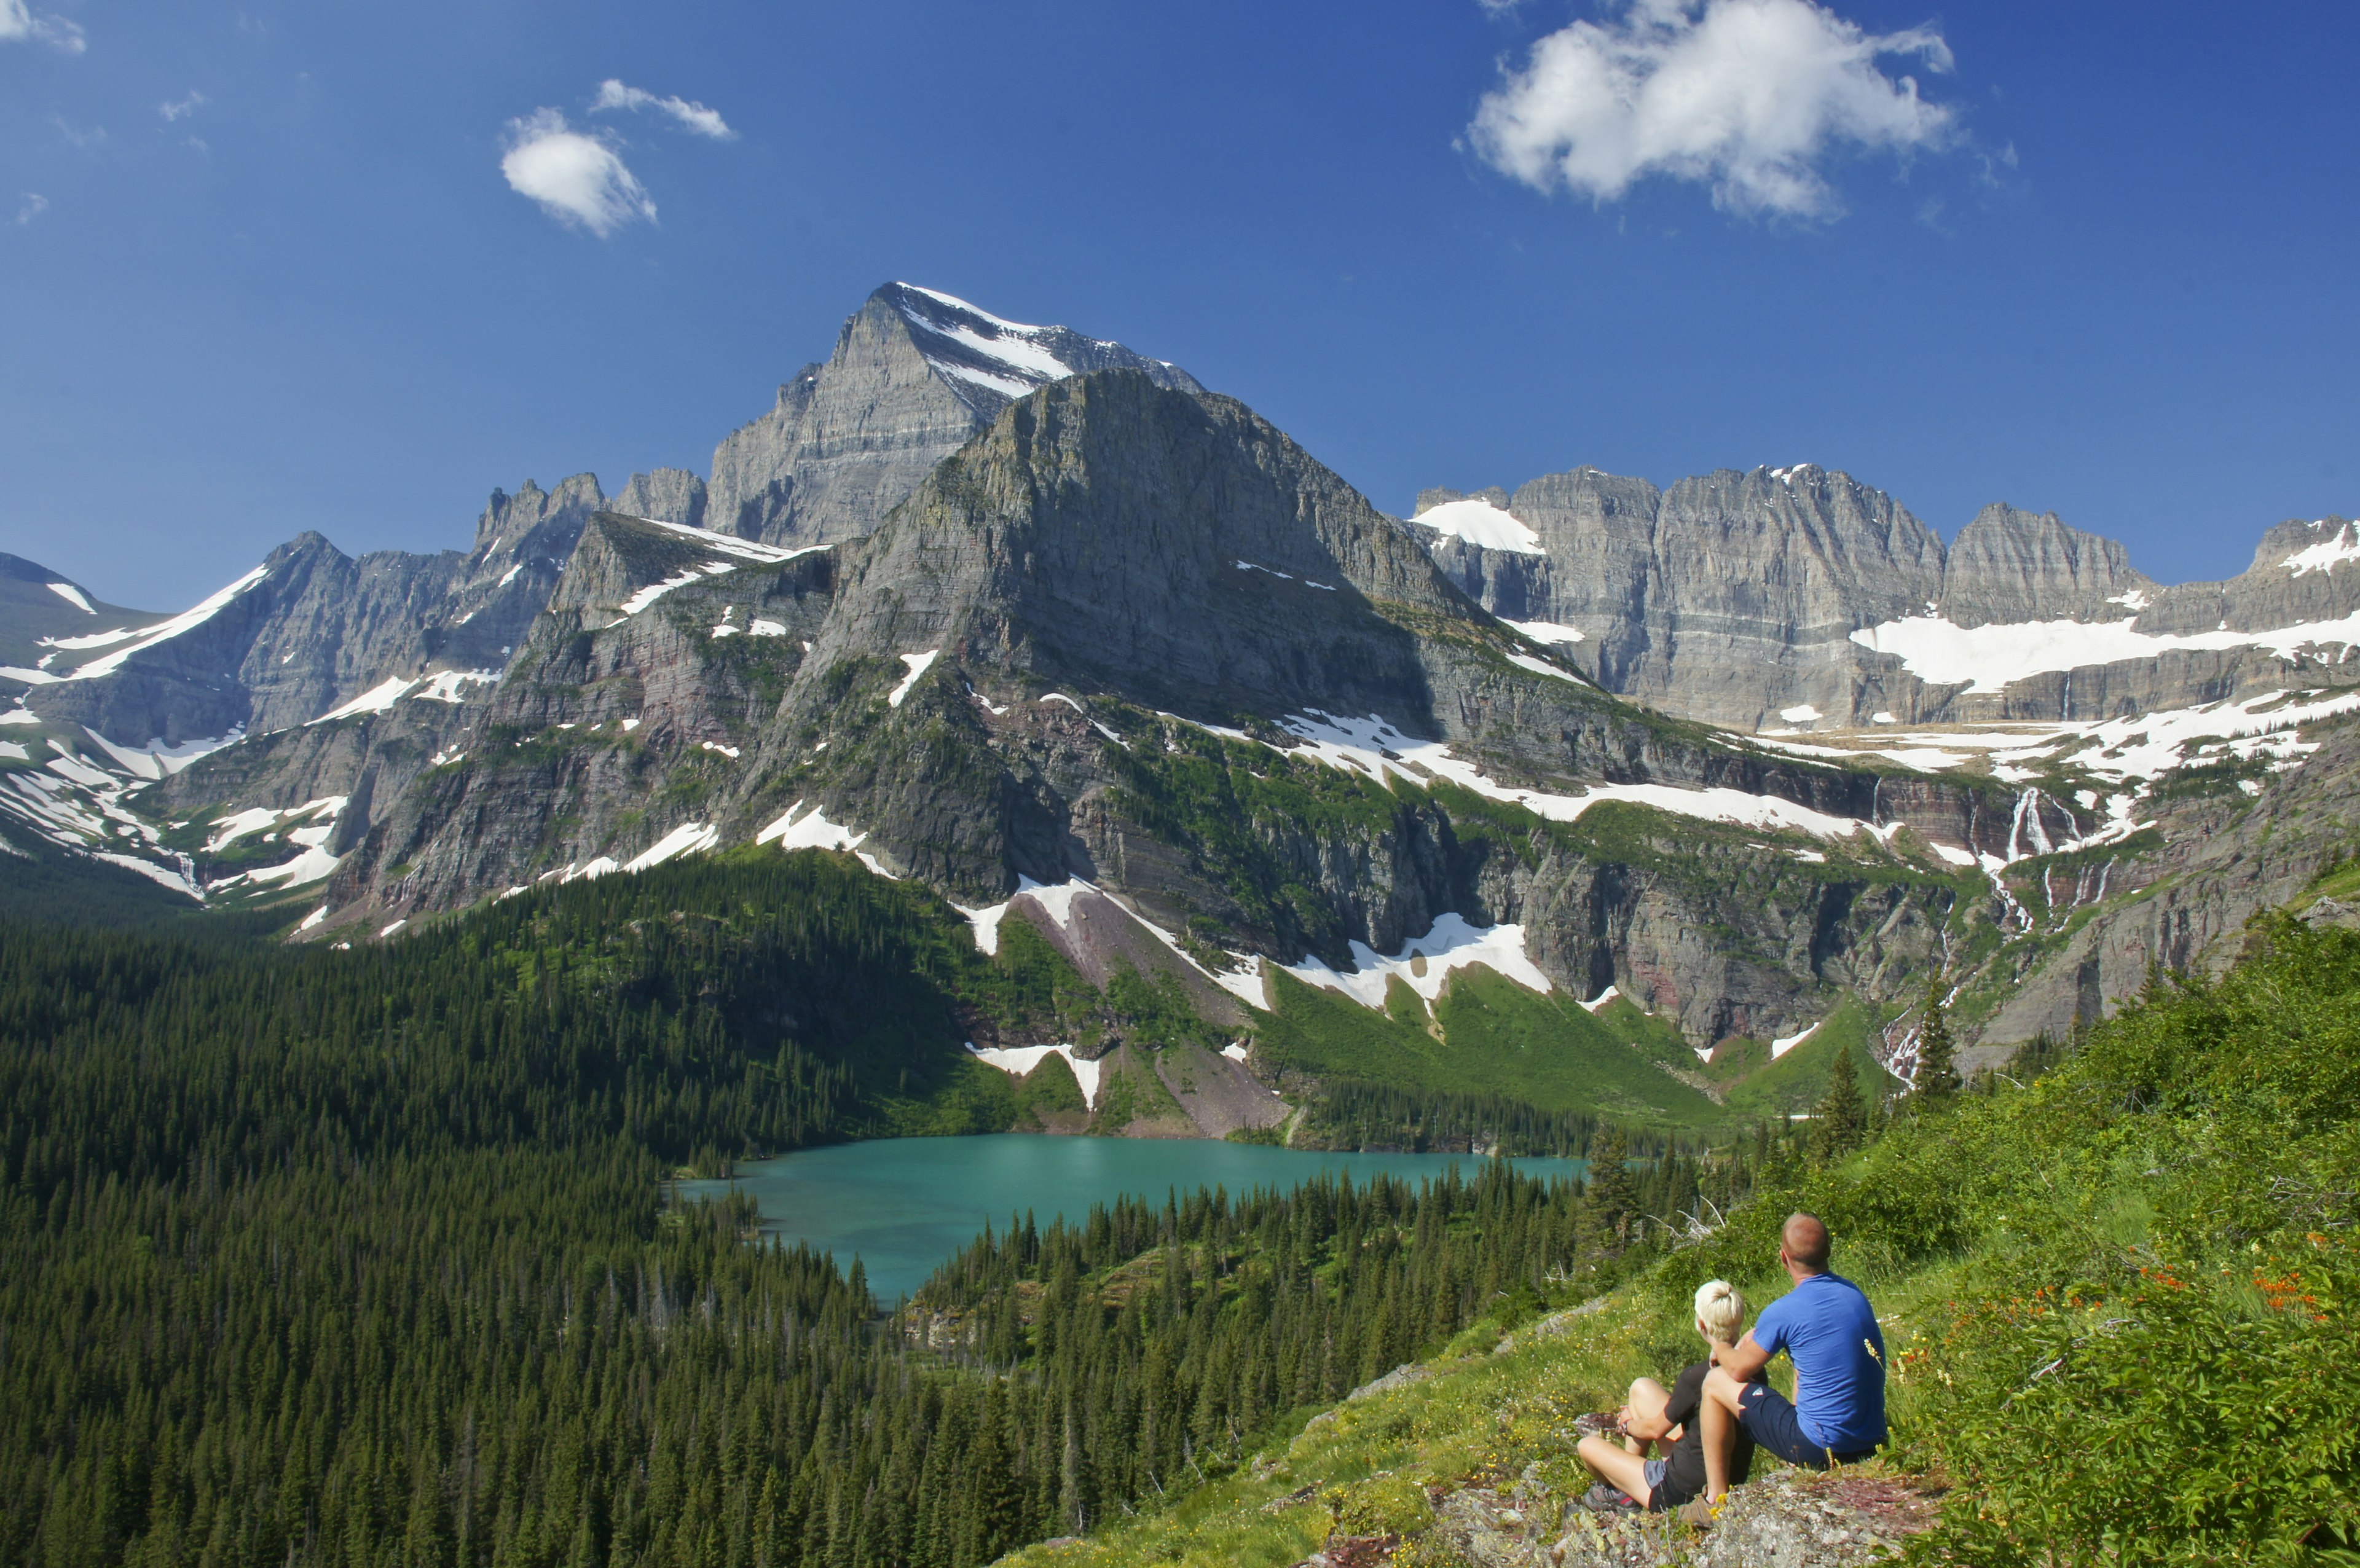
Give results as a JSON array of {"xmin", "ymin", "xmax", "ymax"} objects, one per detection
[{"xmin": 0, "ymin": 852, "xmax": 1777, "ymax": 1567}]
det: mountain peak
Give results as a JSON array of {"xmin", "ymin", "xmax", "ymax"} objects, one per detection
[
  {"xmin": 876, "ymin": 281, "xmax": 1204, "ymax": 415},
  {"xmin": 704, "ymin": 283, "xmax": 1202, "ymax": 550}
]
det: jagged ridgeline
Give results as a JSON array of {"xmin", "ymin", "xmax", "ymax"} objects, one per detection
[
  {"xmin": 0, "ymin": 856, "xmax": 1743, "ymax": 1568},
  {"xmin": 12, "ymin": 280, "xmax": 2360, "ymax": 1080}
]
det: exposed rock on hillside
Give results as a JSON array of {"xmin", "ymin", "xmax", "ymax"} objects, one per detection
[
  {"xmin": 1418, "ymin": 467, "xmax": 2360, "ymax": 729},
  {"xmin": 1375, "ymin": 1465, "xmax": 1942, "ymax": 1568},
  {"xmin": 705, "ymin": 283, "xmax": 1202, "ymax": 548},
  {"xmin": 15, "ymin": 474, "xmax": 605, "ymax": 746},
  {"xmin": 215, "ymin": 374, "xmax": 2001, "ymax": 1056},
  {"xmin": 1966, "ymin": 713, "xmax": 2360, "ymax": 1059}
]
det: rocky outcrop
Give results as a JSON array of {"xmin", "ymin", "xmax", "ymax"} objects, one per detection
[
  {"xmin": 1418, "ymin": 463, "xmax": 2360, "ymax": 729},
  {"xmin": 1968, "ymin": 714, "xmax": 2360, "ymax": 1059},
  {"xmin": 704, "ymin": 283, "xmax": 1202, "ymax": 549},
  {"xmin": 1939, "ymin": 503, "xmax": 2154, "ymax": 629},
  {"xmin": 613, "ymin": 467, "xmax": 707, "ymax": 528},
  {"xmin": 244, "ymin": 374, "xmax": 1998, "ymax": 1054},
  {"xmin": 1393, "ymin": 1465, "xmax": 1942, "ymax": 1567},
  {"xmin": 17, "ymin": 476, "xmax": 607, "ymax": 746}
]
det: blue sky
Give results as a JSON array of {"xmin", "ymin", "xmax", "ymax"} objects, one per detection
[{"xmin": 2, "ymin": 0, "xmax": 2354, "ymax": 609}]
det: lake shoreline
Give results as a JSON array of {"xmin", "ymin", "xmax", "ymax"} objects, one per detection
[{"xmin": 686, "ymin": 1132, "xmax": 1589, "ymax": 1303}]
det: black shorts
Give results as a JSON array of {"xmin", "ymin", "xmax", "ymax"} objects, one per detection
[
  {"xmin": 1736, "ymin": 1383, "xmax": 1878, "ymax": 1470},
  {"xmin": 1642, "ymin": 1457, "xmax": 1698, "ymax": 1511}
]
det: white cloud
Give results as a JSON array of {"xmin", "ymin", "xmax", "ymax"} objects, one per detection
[
  {"xmin": 0, "ymin": 0, "xmax": 84, "ymax": 52},
  {"xmin": 160, "ymin": 90, "xmax": 206, "ymax": 122},
  {"xmin": 49, "ymin": 114, "xmax": 104, "ymax": 150},
  {"xmin": 500, "ymin": 108, "xmax": 655, "ymax": 237},
  {"xmin": 1469, "ymin": 0, "xmax": 1955, "ymax": 218},
  {"xmin": 590, "ymin": 79, "xmax": 735, "ymax": 140},
  {"xmin": 15, "ymin": 192, "xmax": 47, "ymax": 224}
]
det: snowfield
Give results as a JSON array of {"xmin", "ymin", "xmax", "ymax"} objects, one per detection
[
  {"xmin": 1282, "ymin": 913, "xmax": 1549, "ymax": 1014},
  {"xmin": 1410, "ymin": 496, "xmax": 1544, "ymax": 555},
  {"xmin": 1851, "ymin": 609, "xmax": 2360, "ymax": 693}
]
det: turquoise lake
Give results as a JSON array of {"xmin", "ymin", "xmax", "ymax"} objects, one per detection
[{"xmin": 688, "ymin": 1135, "xmax": 1587, "ymax": 1302}]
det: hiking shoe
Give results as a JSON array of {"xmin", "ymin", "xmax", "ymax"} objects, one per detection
[
  {"xmin": 1581, "ymin": 1483, "xmax": 1640, "ymax": 1514},
  {"xmin": 1675, "ymin": 1498, "xmax": 1717, "ymax": 1529}
]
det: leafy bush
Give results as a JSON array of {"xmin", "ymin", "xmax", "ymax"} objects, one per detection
[{"xmin": 1685, "ymin": 919, "xmax": 2360, "ymax": 1565}]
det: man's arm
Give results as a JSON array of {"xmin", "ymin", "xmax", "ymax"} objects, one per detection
[
  {"xmin": 1718, "ymin": 1330, "xmax": 1772, "ymax": 1383},
  {"xmin": 1619, "ymin": 1405, "xmax": 1677, "ymax": 1443}
]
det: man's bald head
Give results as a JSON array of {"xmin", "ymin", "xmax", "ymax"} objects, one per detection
[{"xmin": 1782, "ymin": 1213, "xmax": 1831, "ymax": 1274}]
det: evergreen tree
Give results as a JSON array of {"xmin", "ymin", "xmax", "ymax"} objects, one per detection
[
  {"xmin": 1579, "ymin": 1130, "xmax": 1638, "ymax": 1253},
  {"xmin": 1914, "ymin": 977, "xmax": 1960, "ymax": 1101},
  {"xmin": 0, "ymin": 856, "xmax": 1784, "ymax": 1568},
  {"xmin": 1809, "ymin": 1046, "xmax": 1867, "ymax": 1165}
]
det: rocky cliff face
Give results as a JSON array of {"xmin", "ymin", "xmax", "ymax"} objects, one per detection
[
  {"xmin": 1418, "ymin": 466, "xmax": 2360, "ymax": 729},
  {"xmin": 704, "ymin": 283, "xmax": 1203, "ymax": 549},
  {"xmin": 140, "ymin": 373, "xmax": 2026, "ymax": 1057},
  {"xmin": 1939, "ymin": 503, "xmax": 2155, "ymax": 629},
  {"xmin": 12, "ymin": 475, "xmax": 607, "ymax": 747},
  {"xmin": 3, "ymin": 283, "xmax": 1198, "ymax": 769},
  {"xmin": 0, "ymin": 554, "xmax": 165, "ymax": 673},
  {"xmin": 1957, "ymin": 713, "xmax": 2360, "ymax": 1067},
  {"xmin": 11, "ymin": 280, "xmax": 2356, "ymax": 1080}
]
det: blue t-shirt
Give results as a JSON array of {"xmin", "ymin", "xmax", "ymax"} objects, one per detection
[{"xmin": 1752, "ymin": 1272, "xmax": 1887, "ymax": 1454}]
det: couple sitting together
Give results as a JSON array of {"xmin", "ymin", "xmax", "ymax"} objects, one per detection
[{"xmin": 1576, "ymin": 1213, "xmax": 1886, "ymax": 1521}]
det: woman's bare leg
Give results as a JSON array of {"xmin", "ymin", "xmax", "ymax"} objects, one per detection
[
  {"xmin": 1576, "ymin": 1434, "xmax": 1654, "ymax": 1507},
  {"xmin": 1621, "ymin": 1377, "xmax": 1672, "ymax": 1456}
]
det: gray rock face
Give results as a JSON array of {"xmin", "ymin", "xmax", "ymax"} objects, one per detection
[
  {"xmin": 612, "ymin": 467, "xmax": 707, "ymax": 528},
  {"xmin": 1968, "ymin": 715, "xmax": 2360, "ymax": 1059},
  {"xmin": 0, "ymin": 554, "xmax": 164, "ymax": 673},
  {"xmin": 704, "ymin": 283, "xmax": 1202, "ymax": 549},
  {"xmin": 1420, "ymin": 464, "xmax": 2360, "ymax": 727},
  {"xmin": 246, "ymin": 374, "xmax": 2001, "ymax": 1056},
  {"xmin": 18, "ymin": 476, "xmax": 605, "ymax": 745},
  {"xmin": 1938, "ymin": 503, "xmax": 2155, "ymax": 629}
]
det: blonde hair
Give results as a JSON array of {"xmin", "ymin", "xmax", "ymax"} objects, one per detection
[{"xmin": 1693, "ymin": 1279, "xmax": 1747, "ymax": 1342}]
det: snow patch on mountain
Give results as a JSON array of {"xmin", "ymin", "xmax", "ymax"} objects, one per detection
[
  {"xmin": 1505, "ymin": 620, "xmax": 1586, "ymax": 645},
  {"xmin": 81, "ymin": 726, "xmax": 243, "ymax": 780},
  {"xmin": 205, "ymin": 796, "xmax": 345, "ymax": 855},
  {"xmin": 1264, "ymin": 710, "xmax": 1912, "ymax": 847},
  {"xmin": 888, "ymin": 650, "xmax": 940, "ymax": 708},
  {"xmin": 311, "ymin": 676, "xmax": 418, "ymax": 724},
  {"xmin": 1283, "ymin": 912, "xmax": 1549, "ymax": 1014},
  {"xmin": 2283, "ymin": 522, "xmax": 2360, "ymax": 577},
  {"xmin": 964, "ymin": 1041, "xmax": 1103, "ymax": 1108},
  {"xmin": 10, "ymin": 564, "xmax": 271, "ymax": 684},
  {"xmin": 46, "ymin": 582, "xmax": 96, "ymax": 614},
  {"xmin": 629, "ymin": 516, "xmax": 819, "ymax": 566},
  {"xmin": 892, "ymin": 284, "xmax": 1092, "ymax": 401},
  {"xmin": 2021, "ymin": 688, "xmax": 2360, "ymax": 783},
  {"xmin": 1410, "ymin": 497, "xmax": 1544, "ymax": 555},
  {"xmin": 757, "ymin": 801, "xmax": 893, "ymax": 877},
  {"xmin": 625, "ymin": 821, "xmax": 720, "ymax": 872},
  {"xmin": 1852, "ymin": 610, "xmax": 2360, "ymax": 693},
  {"xmin": 41, "ymin": 624, "xmax": 142, "ymax": 653},
  {"xmin": 1504, "ymin": 651, "xmax": 1586, "ymax": 686}
]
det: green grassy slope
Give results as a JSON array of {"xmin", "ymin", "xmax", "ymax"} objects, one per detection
[
  {"xmin": 1007, "ymin": 912, "xmax": 2360, "ymax": 1568},
  {"xmin": 1254, "ymin": 966, "xmax": 1725, "ymax": 1129},
  {"xmin": 1710, "ymin": 996, "xmax": 1900, "ymax": 1121}
]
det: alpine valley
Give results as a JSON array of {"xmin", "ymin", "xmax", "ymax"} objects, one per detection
[{"xmin": 6, "ymin": 281, "xmax": 2359, "ymax": 1137}]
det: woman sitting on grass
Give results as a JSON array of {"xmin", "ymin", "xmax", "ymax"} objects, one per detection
[{"xmin": 1575, "ymin": 1279, "xmax": 1760, "ymax": 1515}]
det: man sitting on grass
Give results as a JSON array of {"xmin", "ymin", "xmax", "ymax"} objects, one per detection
[
  {"xmin": 1573, "ymin": 1280, "xmax": 1760, "ymax": 1514},
  {"xmin": 1696, "ymin": 1212, "xmax": 1886, "ymax": 1512}
]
